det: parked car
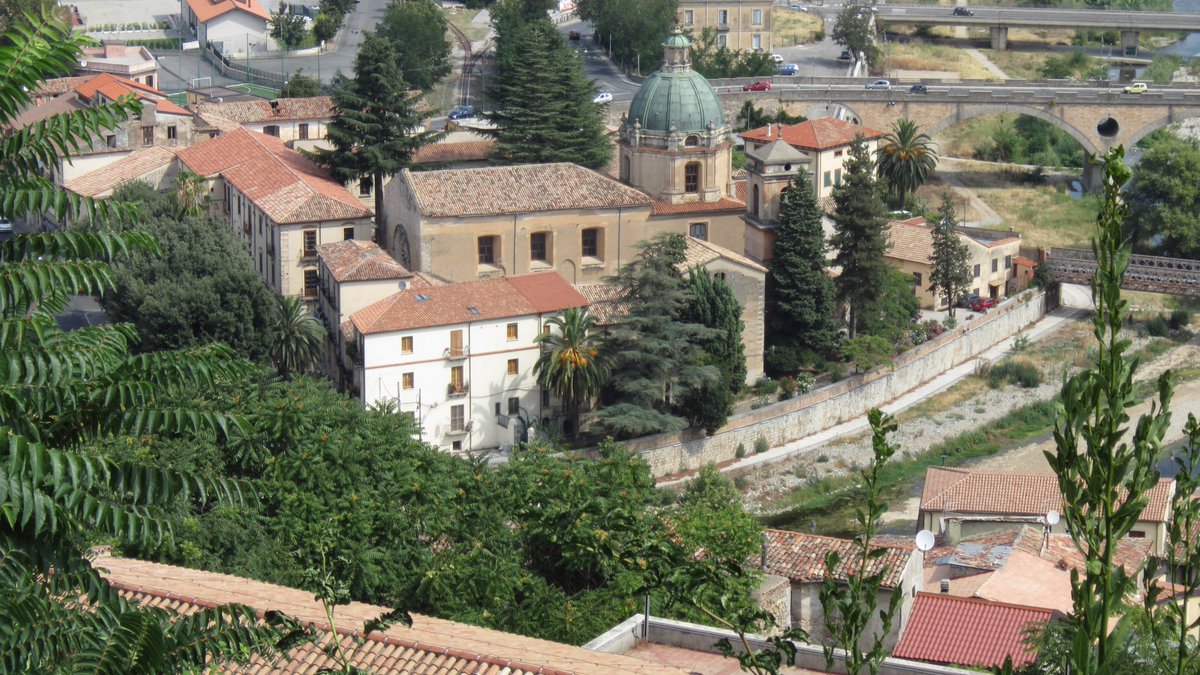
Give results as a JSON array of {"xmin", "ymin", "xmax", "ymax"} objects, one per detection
[
  {"xmin": 839, "ymin": 49, "xmax": 853, "ymax": 60},
  {"xmin": 778, "ymin": 63, "xmax": 799, "ymax": 76},
  {"xmin": 770, "ymin": 53, "xmax": 784, "ymax": 64},
  {"xmin": 1124, "ymin": 81, "xmax": 1148, "ymax": 94},
  {"xmin": 568, "ymin": 30, "xmax": 581, "ymax": 41},
  {"xmin": 953, "ymin": 6, "xmax": 974, "ymax": 15},
  {"xmin": 865, "ymin": 79, "xmax": 891, "ymax": 90},
  {"xmin": 970, "ymin": 296, "xmax": 999, "ymax": 313},
  {"xmin": 909, "ymin": 83, "xmax": 928, "ymax": 94},
  {"xmin": 743, "ymin": 81, "xmax": 772, "ymax": 92},
  {"xmin": 0, "ymin": 218, "xmax": 12, "ymax": 234},
  {"xmin": 448, "ymin": 105, "xmax": 476, "ymax": 120},
  {"xmin": 592, "ymin": 91, "xmax": 613, "ymax": 104}
]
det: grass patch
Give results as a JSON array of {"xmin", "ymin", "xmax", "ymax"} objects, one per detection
[
  {"xmin": 983, "ymin": 50, "xmax": 1051, "ymax": 80},
  {"xmin": 763, "ymin": 399, "xmax": 1060, "ymax": 536},
  {"xmin": 881, "ymin": 41, "xmax": 999, "ymax": 79},
  {"xmin": 773, "ymin": 9, "xmax": 824, "ymax": 47}
]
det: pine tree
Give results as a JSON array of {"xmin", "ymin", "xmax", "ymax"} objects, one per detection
[
  {"xmin": 769, "ymin": 167, "xmax": 839, "ymax": 357},
  {"xmin": 486, "ymin": 18, "xmax": 612, "ymax": 169},
  {"xmin": 308, "ymin": 34, "xmax": 439, "ymax": 256},
  {"xmin": 831, "ymin": 136, "xmax": 890, "ymax": 339},
  {"xmin": 592, "ymin": 234, "xmax": 721, "ymax": 439},
  {"xmin": 684, "ymin": 270, "xmax": 746, "ymax": 394},
  {"xmin": 928, "ymin": 192, "xmax": 972, "ymax": 317}
]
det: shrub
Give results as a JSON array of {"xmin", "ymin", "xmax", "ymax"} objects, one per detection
[
  {"xmin": 816, "ymin": 454, "xmax": 829, "ymax": 463},
  {"xmin": 1012, "ymin": 334, "xmax": 1031, "ymax": 352},
  {"xmin": 754, "ymin": 376, "xmax": 779, "ymax": 396},
  {"xmin": 754, "ymin": 436, "xmax": 769, "ymax": 454},
  {"xmin": 987, "ymin": 360, "xmax": 1042, "ymax": 389},
  {"xmin": 735, "ymin": 443, "xmax": 746, "ymax": 459},
  {"xmin": 1169, "ymin": 308, "xmax": 1193, "ymax": 330},
  {"xmin": 828, "ymin": 362, "xmax": 847, "ymax": 382},
  {"xmin": 922, "ymin": 319, "xmax": 946, "ymax": 341},
  {"xmin": 943, "ymin": 315, "xmax": 958, "ymax": 330},
  {"xmin": 1147, "ymin": 315, "xmax": 1170, "ymax": 337},
  {"xmin": 795, "ymin": 373, "xmax": 815, "ymax": 395},
  {"xmin": 908, "ymin": 326, "xmax": 927, "ymax": 346},
  {"xmin": 778, "ymin": 376, "xmax": 798, "ymax": 401},
  {"xmin": 733, "ymin": 475, "xmax": 750, "ymax": 490},
  {"xmin": 765, "ymin": 344, "xmax": 801, "ymax": 377}
]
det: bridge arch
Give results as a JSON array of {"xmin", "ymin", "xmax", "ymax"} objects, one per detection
[
  {"xmin": 1122, "ymin": 113, "xmax": 1200, "ymax": 149},
  {"xmin": 923, "ymin": 104, "xmax": 1102, "ymax": 156}
]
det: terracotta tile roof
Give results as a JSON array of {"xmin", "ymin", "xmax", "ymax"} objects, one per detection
[
  {"xmin": 35, "ymin": 76, "xmax": 91, "ymax": 97},
  {"xmin": 400, "ymin": 164, "xmax": 652, "ymax": 218},
  {"xmin": 177, "ymin": 128, "xmax": 372, "ymax": 224},
  {"xmin": 681, "ymin": 236, "xmax": 767, "ymax": 273},
  {"xmin": 317, "ymin": 240, "xmax": 413, "ymax": 283},
  {"xmin": 650, "ymin": 196, "xmax": 744, "ymax": 216},
  {"xmin": 8, "ymin": 93, "xmax": 86, "ymax": 129},
  {"xmin": 1013, "ymin": 256, "xmax": 1038, "ymax": 267},
  {"xmin": 352, "ymin": 272, "xmax": 588, "ymax": 335},
  {"xmin": 63, "ymin": 145, "xmax": 178, "ymax": 197},
  {"xmin": 95, "ymin": 553, "xmax": 684, "ymax": 674},
  {"xmin": 920, "ymin": 468, "xmax": 1175, "ymax": 523},
  {"xmin": 762, "ymin": 529, "xmax": 914, "ymax": 589},
  {"xmin": 742, "ymin": 118, "xmax": 886, "ymax": 152},
  {"xmin": 195, "ymin": 111, "xmax": 242, "ymax": 133},
  {"xmin": 573, "ymin": 283, "xmax": 627, "ymax": 325},
  {"xmin": 893, "ymin": 593, "xmax": 1055, "ymax": 669},
  {"xmin": 885, "ymin": 218, "xmax": 932, "ymax": 265},
  {"xmin": 196, "ymin": 96, "xmax": 334, "ymax": 124},
  {"xmin": 412, "ymin": 140, "xmax": 494, "ymax": 165},
  {"xmin": 185, "ymin": 0, "xmax": 270, "ymax": 23},
  {"xmin": 734, "ymin": 178, "xmax": 748, "ymax": 203},
  {"xmin": 74, "ymin": 73, "xmax": 191, "ymax": 116}
]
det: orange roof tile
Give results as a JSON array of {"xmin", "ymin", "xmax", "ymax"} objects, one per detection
[
  {"xmin": 893, "ymin": 593, "xmax": 1055, "ymax": 669},
  {"xmin": 413, "ymin": 140, "xmax": 494, "ymax": 165},
  {"xmin": 177, "ymin": 129, "xmax": 372, "ymax": 224},
  {"xmin": 762, "ymin": 529, "xmax": 915, "ymax": 589},
  {"xmin": 185, "ymin": 0, "xmax": 270, "ymax": 23},
  {"xmin": 920, "ymin": 468, "xmax": 1175, "ymax": 523},
  {"xmin": 318, "ymin": 240, "xmax": 414, "ymax": 283},
  {"xmin": 1013, "ymin": 256, "xmax": 1038, "ymax": 267},
  {"xmin": 573, "ymin": 283, "xmax": 627, "ymax": 325},
  {"xmin": 352, "ymin": 272, "xmax": 588, "ymax": 335},
  {"xmin": 96, "ymin": 553, "xmax": 685, "ymax": 674},
  {"xmin": 886, "ymin": 218, "xmax": 933, "ymax": 265},
  {"xmin": 74, "ymin": 72, "xmax": 191, "ymax": 116},
  {"xmin": 742, "ymin": 118, "xmax": 886, "ymax": 152},
  {"xmin": 63, "ymin": 145, "xmax": 178, "ymax": 197},
  {"xmin": 681, "ymin": 236, "xmax": 767, "ymax": 273},
  {"xmin": 196, "ymin": 96, "xmax": 334, "ymax": 123},
  {"xmin": 650, "ymin": 196, "xmax": 744, "ymax": 216}
]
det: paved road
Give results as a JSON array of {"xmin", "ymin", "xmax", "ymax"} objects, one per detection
[{"xmin": 875, "ymin": 4, "xmax": 1200, "ymax": 31}]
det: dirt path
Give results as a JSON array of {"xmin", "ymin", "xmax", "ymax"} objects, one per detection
[
  {"xmin": 965, "ymin": 48, "xmax": 1009, "ymax": 80},
  {"xmin": 936, "ymin": 157, "xmax": 1005, "ymax": 226}
]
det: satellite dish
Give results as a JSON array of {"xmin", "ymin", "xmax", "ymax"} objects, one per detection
[
  {"xmin": 915, "ymin": 529, "xmax": 935, "ymax": 552},
  {"xmin": 1046, "ymin": 511, "xmax": 1060, "ymax": 526}
]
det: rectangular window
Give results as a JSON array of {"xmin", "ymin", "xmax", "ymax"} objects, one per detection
[
  {"xmin": 450, "ymin": 365, "xmax": 464, "ymax": 388},
  {"xmin": 141, "ymin": 126, "xmax": 154, "ymax": 146},
  {"xmin": 752, "ymin": 33, "xmax": 762, "ymax": 50},
  {"xmin": 912, "ymin": 272, "xmax": 922, "ymax": 286},
  {"xmin": 263, "ymin": 125, "xmax": 280, "ymax": 137},
  {"xmin": 717, "ymin": 9, "xmax": 728, "ymax": 25},
  {"xmin": 303, "ymin": 229, "xmax": 317, "ymax": 257},
  {"xmin": 495, "ymin": 402, "xmax": 502, "ymax": 415},
  {"xmin": 716, "ymin": 33, "xmax": 727, "ymax": 48},
  {"xmin": 448, "ymin": 329, "xmax": 464, "ymax": 358},
  {"xmin": 358, "ymin": 178, "xmax": 372, "ymax": 197},
  {"xmin": 684, "ymin": 9, "xmax": 694, "ymax": 24},
  {"xmin": 402, "ymin": 372, "xmax": 414, "ymax": 389},
  {"xmin": 304, "ymin": 269, "xmax": 318, "ymax": 298},
  {"xmin": 684, "ymin": 163, "xmax": 700, "ymax": 193},
  {"xmin": 299, "ymin": 123, "xmax": 309, "ymax": 140},
  {"xmin": 973, "ymin": 264, "xmax": 981, "ymax": 278},
  {"xmin": 401, "ymin": 336, "xmax": 413, "ymax": 353},
  {"xmin": 507, "ymin": 358, "xmax": 518, "ymax": 375},
  {"xmin": 1005, "ymin": 255, "xmax": 1012, "ymax": 269},
  {"xmin": 834, "ymin": 169, "xmax": 842, "ymax": 185},
  {"xmin": 506, "ymin": 323, "xmax": 518, "ymax": 341},
  {"xmin": 834, "ymin": 150, "xmax": 844, "ymax": 157},
  {"xmin": 753, "ymin": 8, "xmax": 762, "ymax": 24},
  {"xmin": 452, "ymin": 440, "xmax": 462, "ymax": 451},
  {"xmin": 343, "ymin": 226, "xmax": 354, "ymax": 240},
  {"xmin": 823, "ymin": 171, "xmax": 831, "ymax": 187},
  {"xmin": 689, "ymin": 222, "xmax": 708, "ymax": 241},
  {"xmin": 450, "ymin": 404, "xmax": 465, "ymax": 432},
  {"xmin": 530, "ymin": 232, "xmax": 548, "ymax": 262},
  {"xmin": 508, "ymin": 397, "xmax": 519, "ymax": 415},
  {"xmin": 479, "ymin": 236, "xmax": 497, "ymax": 265},
  {"xmin": 542, "ymin": 389, "xmax": 551, "ymax": 407},
  {"xmin": 167, "ymin": 125, "xmax": 177, "ymax": 140},
  {"xmin": 582, "ymin": 228, "xmax": 600, "ymax": 258},
  {"xmin": 991, "ymin": 258, "xmax": 999, "ymax": 273},
  {"xmin": 1129, "ymin": 530, "xmax": 1146, "ymax": 539}
]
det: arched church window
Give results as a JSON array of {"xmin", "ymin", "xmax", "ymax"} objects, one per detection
[{"xmin": 685, "ymin": 135, "xmax": 700, "ymax": 147}]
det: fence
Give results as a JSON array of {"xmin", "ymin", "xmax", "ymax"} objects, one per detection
[
  {"xmin": 202, "ymin": 44, "xmax": 285, "ymax": 88},
  {"xmin": 617, "ymin": 292, "xmax": 1047, "ymax": 477}
]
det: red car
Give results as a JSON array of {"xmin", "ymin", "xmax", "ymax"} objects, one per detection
[
  {"xmin": 970, "ymin": 296, "xmax": 999, "ymax": 313},
  {"xmin": 742, "ymin": 81, "xmax": 772, "ymax": 92}
]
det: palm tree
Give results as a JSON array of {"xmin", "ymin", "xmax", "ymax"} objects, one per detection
[
  {"xmin": 533, "ymin": 307, "xmax": 607, "ymax": 437},
  {"xmin": 0, "ymin": 10, "xmax": 300, "ymax": 670},
  {"xmin": 876, "ymin": 118, "xmax": 938, "ymax": 209},
  {"xmin": 173, "ymin": 170, "xmax": 207, "ymax": 218},
  {"xmin": 270, "ymin": 294, "xmax": 325, "ymax": 379}
]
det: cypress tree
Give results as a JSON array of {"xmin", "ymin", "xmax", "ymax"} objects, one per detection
[
  {"xmin": 308, "ymin": 34, "xmax": 439, "ymax": 256},
  {"xmin": 928, "ymin": 192, "xmax": 972, "ymax": 317},
  {"xmin": 831, "ymin": 136, "xmax": 890, "ymax": 339},
  {"xmin": 684, "ymin": 269, "xmax": 746, "ymax": 394},
  {"xmin": 486, "ymin": 18, "xmax": 612, "ymax": 169},
  {"xmin": 769, "ymin": 167, "xmax": 838, "ymax": 357}
]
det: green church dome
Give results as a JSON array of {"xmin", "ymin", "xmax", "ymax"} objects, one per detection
[{"xmin": 626, "ymin": 31, "xmax": 725, "ymax": 134}]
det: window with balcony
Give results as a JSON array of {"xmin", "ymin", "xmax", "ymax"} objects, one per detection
[
  {"xmin": 343, "ymin": 226, "xmax": 354, "ymax": 240},
  {"xmin": 450, "ymin": 404, "xmax": 465, "ymax": 432},
  {"xmin": 582, "ymin": 228, "xmax": 602, "ymax": 259},
  {"xmin": 299, "ymin": 123, "xmax": 309, "ymax": 140},
  {"xmin": 507, "ymin": 358, "xmax": 518, "ymax": 375},
  {"xmin": 304, "ymin": 270, "xmax": 318, "ymax": 298},
  {"xmin": 530, "ymin": 232, "xmax": 550, "ymax": 263},
  {"xmin": 479, "ymin": 235, "xmax": 498, "ymax": 265},
  {"xmin": 508, "ymin": 397, "xmax": 519, "ymax": 415},
  {"xmin": 506, "ymin": 323, "xmax": 518, "ymax": 341},
  {"xmin": 684, "ymin": 162, "xmax": 701, "ymax": 194},
  {"xmin": 303, "ymin": 229, "xmax": 317, "ymax": 257},
  {"xmin": 401, "ymin": 336, "xmax": 413, "ymax": 353},
  {"xmin": 449, "ymin": 365, "xmax": 465, "ymax": 396},
  {"xmin": 689, "ymin": 222, "xmax": 708, "ymax": 241},
  {"xmin": 402, "ymin": 372, "xmax": 414, "ymax": 389}
]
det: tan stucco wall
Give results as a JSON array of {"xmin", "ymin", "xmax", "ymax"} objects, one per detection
[
  {"xmin": 694, "ymin": 255, "xmax": 765, "ymax": 384},
  {"xmin": 621, "ymin": 143, "xmax": 731, "ymax": 204},
  {"xmin": 679, "ymin": 0, "xmax": 774, "ymax": 52}
]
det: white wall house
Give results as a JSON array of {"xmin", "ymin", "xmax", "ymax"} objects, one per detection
[
  {"xmin": 196, "ymin": 97, "xmax": 335, "ymax": 148},
  {"xmin": 183, "ymin": 0, "xmax": 271, "ymax": 55},
  {"xmin": 349, "ymin": 273, "xmax": 589, "ymax": 454}
]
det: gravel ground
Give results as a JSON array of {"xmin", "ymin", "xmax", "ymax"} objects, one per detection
[{"xmin": 743, "ymin": 321, "xmax": 1200, "ymax": 531}]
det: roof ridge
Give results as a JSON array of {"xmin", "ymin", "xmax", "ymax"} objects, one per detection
[{"xmin": 913, "ymin": 591, "xmax": 1057, "ymax": 615}]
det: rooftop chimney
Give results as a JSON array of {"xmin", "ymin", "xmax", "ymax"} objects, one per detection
[{"xmin": 940, "ymin": 579, "xmax": 950, "ymax": 594}]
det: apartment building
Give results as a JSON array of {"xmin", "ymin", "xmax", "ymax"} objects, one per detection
[
  {"xmin": 741, "ymin": 118, "xmax": 886, "ymax": 202},
  {"xmin": 678, "ymin": 0, "xmax": 775, "ymax": 52},
  {"xmin": 348, "ymin": 272, "xmax": 588, "ymax": 453},
  {"xmin": 885, "ymin": 217, "xmax": 1024, "ymax": 309}
]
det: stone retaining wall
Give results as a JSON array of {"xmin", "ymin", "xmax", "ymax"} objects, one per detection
[{"xmin": 626, "ymin": 292, "xmax": 1046, "ymax": 477}]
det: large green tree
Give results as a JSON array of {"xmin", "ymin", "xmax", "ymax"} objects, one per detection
[
  {"xmin": 688, "ymin": 26, "xmax": 775, "ymax": 79},
  {"xmin": 875, "ymin": 118, "xmax": 937, "ymax": 209},
  {"xmin": 831, "ymin": 136, "xmax": 890, "ymax": 339},
  {"xmin": 768, "ymin": 168, "xmax": 839, "ymax": 357},
  {"xmin": 928, "ymin": 192, "xmax": 971, "ymax": 316},
  {"xmin": 831, "ymin": 3, "xmax": 879, "ymax": 67},
  {"xmin": 592, "ymin": 234, "xmax": 722, "ymax": 439},
  {"xmin": 533, "ymin": 307, "xmax": 608, "ymax": 436},
  {"xmin": 1125, "ymin": 134, "xmax": 1200, "ymax": 259},
  {"xmin": 0, "ymin": 11, "xmax": 299, "ymax": 670},
  {"xmin": 376, "ymin": 0, "xmax": 452, "ymax": 90},
  {"xmin": 309, "ymin": 34, "xmax": 439, "ymax": 257},
  {"xmin": 487, "ymin": 17, "xmax": 611, "ymax": 169},
  {"xmin": 269, "ymin": 294, "xmax": 325, "ymax": 379},
  {"xmin": 679, "ymin": 270, "xmax": 744, "ymax": 434},
  {"xmin": 575, "ymin": 0, "xmax": 677, "ymax": 71},
  {"xmin": 100, "ymin": 187, "xmax": 276, "ymax": 362},
  {"xmin": 269, "ymin": 7, "xmax": 308, "ymax": 51}
]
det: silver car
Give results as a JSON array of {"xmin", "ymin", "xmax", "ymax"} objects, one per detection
[{"xmin": 865, "ymin": 79, "xmax": 892, "ymax": 90}]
